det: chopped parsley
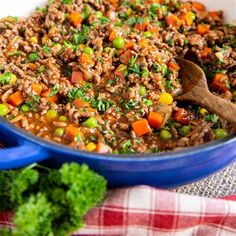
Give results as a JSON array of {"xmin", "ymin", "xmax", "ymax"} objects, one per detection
[
  {"xmin": 125, "ymin": 99, "xmax": 138, "ymax": 110},
  {"xmin": 121, "ymin": 139, "xmax": 136, "ymax": 154},
  {"xmin": 72, "ymin": 25, "xmax": 90, "ymax": 45},
  {"xmin": 48, "ymin": 84, "xmax": 60, "ymax": 97},
  {"xmin": 25, "ymin": 95, "xmax": 41, "ymax": 111},
  {"xmin": 61, "ymin": 0, "xmax": 73, "ymax": 4},
  {"xmin": 148, "ymin": 4, "xmax": 160, "ymax": 20},
  {"xmin": 165, "ymin": 80, "xmax": 173, "ymax": 90},
  {"xmin": 91, "ymin": 99, "xmax": 114, "ymax": 112},
  {"xmin": 68, "ymin": 83, "xmax": 93, "ymax": 102},
  {"xmin": 142, "ymin": 98, "xmax": 153, "ymax": 106},
  {"xmin": 151, "ymin": 147, "xmax": 159, "ymax": 153},
  {"xmin": 205, "ymin": 114, "xmax": 219, "ymax": 123}
]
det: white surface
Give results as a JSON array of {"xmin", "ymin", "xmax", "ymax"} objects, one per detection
[{"xmin": 0, "ymin": 0, "xmax": 235, "ymax": 23}]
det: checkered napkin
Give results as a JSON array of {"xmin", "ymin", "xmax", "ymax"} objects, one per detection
[{"xmin": 1, "ymin": 186, "xmax": 236, "ymax": 236}]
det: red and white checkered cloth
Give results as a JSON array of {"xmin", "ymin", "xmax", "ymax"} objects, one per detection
[{"xmin": 1, "ymin": 186, "xmax": 236, "ymax": 236}]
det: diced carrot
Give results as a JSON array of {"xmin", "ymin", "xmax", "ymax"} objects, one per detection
[
  {"xmin": 179, "ymin": 12, "xmax": 195, "ymax": 26},
  {"xmin": 197, "ymin": 24, "xmax": 210, "ymax": 35},
  {"xmin": 148, "ymin": 112, "xmax": 164, "ymax": 129},
  {"xmin": 28, "ymin": 63, "xmax": 37, "ymax": 71},
  {"xmin": 168, "ymin": 61, "xmax": 180, "ymax": 71},
  {"xmin": 146, "ymin": 0, "xmax": 164, "ymax": 4},
  {"xmin": 148, "ymin": 27, "xmax": 159, "ymax": 36},
  {"xmin": 125, "ymin": 40, "xmax": 134, "ymax": 49},
  {"xmin": 32, "ymin": 83, "xmax": 43, "ymax": 95},
  {"xmin": 120, "ymin": 50, "xmax": 132, "ymax": 64},
  {"xmin": 200, "ymin": 48, "xmax": 213, "ymax": 59},
  {"xmin": 132, "ymin": 119, "xmax": 151, "ymax": 137},
  {"xmin": 211, "ymin": 73, "xmax": 228, "ymax": 93},
  {"xmin": 41, "ymin": 89, "xmax": 58, "ymax": 103},
  {"xmin": 114, "ymin": 64, "xmax": 127, "ymax": 79},
  {"xmin": 173, "ymin": 108, "xmax": 190, "ymax": 125},
  {"xmin": 166, "ymin": 14, "xmax": 182, "ymax": 29},
  {"xmin": 65, "ymin": 125, "xmax": 81, "ymax": 141},
  {"xmin": 79, "ymin": 53, "xmax": 94, "ymax": 66},
  {"xmin": 73, "ymin": 98, "xmax": 90, "ymax": 108},
  {"xmin": 107, "ymin": 0, "xmax": 119, "ymax": 8},
  {"xmin": 135, "ymin": 21, "xmax": 148, "ymax": 32},
  {"xmin": 69, "ymin": 12, "xmax": 83, "ymax": 27},
  {"xmin": 109, "ymin": 30, "xmax": 119, "ymax": 42},
  {"xmin": 96, "ymin": 142, "xmax": 112, "ymax": 153},
  {"xmin": 8, "ymin": 91, "xmax": 24, "ymax": 106},
  {"xmin": 138, "ymin": 38, "xmax": 149, "ymax": 48},
  {"xmin": 180, "ymin": 2, "xmax": 191, "ymax": 11},
  {"xmin": 71, "ymin": 71, "xmax": 84, "ymax": 84},
  {"xmin": 192, "ymin": 2, "xmax": 205, "ymax": 12},
  {"xmin": 208, "ymin": 11, "xmax": 220, "ymax": 19}
]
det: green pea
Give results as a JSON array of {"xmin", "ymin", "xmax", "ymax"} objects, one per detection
[
  {"xmin": 179, "ymin": 125, "xmax": 191, "ymax": 137},
  {"xmin": 46, "ymin": 109, "xmax": 58, "ymax": 120},
  {"xmin": 160, "ymin": 130, "xmax": 172, "ymax": 140},
  {"xmin": 104, "ymin": 47, "xmax": 111, "ymax": 53},
  {"xmin": 82, "ymin": 117, "xmax": 98, "ymax": 128},
  {"xmin": 0, "ymin": 104, "xmax": 9, "ymax": 117},
  {"xmin": 139, "ymin": 86, "xmax": 147, "ymax": 96},
  {"xmin": 59, "ymin": 115, "xmax": 68, "ymax": 122},
  {"xmin": 95, "ymin": 11, "xmax": 103, "ymax": 18},
  {"xmin": 215, "ymin": 128, "xmax": 228, "ymax": 139},
  {"xmin": 83, "ymin": 47, "xmax": 94, "ymax": 55},
  {"xmin": 21, "ymin": 104, "xmax": 30, "ymax": 112},
  {"xmin": 28, "ymin": 53, "xmax": 39, "ymax": 62},
  {"xmin": 113, "ymin": 37, "xmax": 125, "ymax": 49},
  {"xmin": 143, "ymin": 31, "xmax": 152, "ymax": 38},
  {"xmin": 54, "ymin": 128, "xmax": 65, "ymax": 137}
]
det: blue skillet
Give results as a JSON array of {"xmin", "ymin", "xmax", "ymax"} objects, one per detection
[{"xmin": 0, "ymin": 117, "xmax": 235, "ymax": 188}]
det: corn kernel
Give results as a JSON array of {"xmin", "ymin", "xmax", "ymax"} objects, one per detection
[
  {"xmin": 9, "ymin": 74, "xmax": 17, "ymax": 84},
  {"xmin": 199, "ymin": 108, "xmax": 208, "ymax": 116},
  {"xmin": 158, "ymin": 93, "xmax": 173, "ymax": 105},
  {"xmin": 126, "ymin": 8, "xmax": 132, "ymax": 16},
  {"xmin": 86, "ymin": 142, "xmax": 97, "ymax": 152},
  {"xmin": 30, "ymin": 36, "xmax": 38, "ymax": 44}
]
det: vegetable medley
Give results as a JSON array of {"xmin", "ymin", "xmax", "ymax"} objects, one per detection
[{"xmin": 0, "ymin": 0, "xmax": 235, "ymax": 154}]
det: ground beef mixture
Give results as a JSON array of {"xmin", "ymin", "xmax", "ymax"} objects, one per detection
[{"xmin": 0, "ymin": 0, "xmax": 235, "ymax": 154}]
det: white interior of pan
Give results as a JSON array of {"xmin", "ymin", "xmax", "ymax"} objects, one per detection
[{"xmin": 0, "ymin": 0, "xmax": 236, "ymax": 23}]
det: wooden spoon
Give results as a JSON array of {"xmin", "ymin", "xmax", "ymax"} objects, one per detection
[{"xmin": 176, "ymin": 58, "xmax": 236, "ymax": 125}]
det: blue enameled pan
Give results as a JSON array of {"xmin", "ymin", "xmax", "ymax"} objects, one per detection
[{"xmin": 0, "ymin": 117, "xmax": 235, "ymax": 188}]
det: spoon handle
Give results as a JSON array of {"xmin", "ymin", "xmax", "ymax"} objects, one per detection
[{"xmin": 199, "ymin": 91, "xmax": 236, "ymax": 125}]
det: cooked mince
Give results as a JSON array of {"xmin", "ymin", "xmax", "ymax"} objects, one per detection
[{"xmin": 0, "ymin": 0, "xmax": 235, "ymax": 154}]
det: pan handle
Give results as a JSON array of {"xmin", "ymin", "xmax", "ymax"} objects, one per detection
[{"xmin": 0, "ymin": 140, "xmax": 49, "ymax": 170}]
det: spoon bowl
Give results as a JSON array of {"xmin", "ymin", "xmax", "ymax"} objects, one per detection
[{"xmin": 177, "ymin": 58, "xmax": 236, "ymax": 126}]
